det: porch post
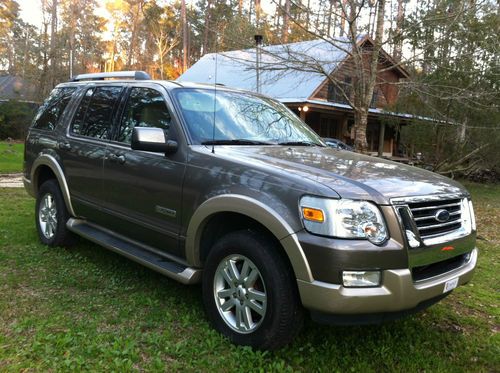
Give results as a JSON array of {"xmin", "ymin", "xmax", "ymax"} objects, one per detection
[
  {"xmin": 378, "ymin": 121, "xmax": 385, "ymax": 157},
  {"xmin": 341, "ymin": 115, "xmax": 349, "ymax": 140}
]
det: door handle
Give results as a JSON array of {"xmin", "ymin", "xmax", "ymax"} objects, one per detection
[
  {"xmin": 58, "ymin": 142, "xmax": 71, "ymax": 150},
  {"xmin": 109, "ymin": 153, "xmax": 126, "ymax": 164}
]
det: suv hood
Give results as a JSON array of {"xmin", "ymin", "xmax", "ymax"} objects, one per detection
[{"xmin": 212, "ymin": 146, "xmax": 467, "ymax": 204}]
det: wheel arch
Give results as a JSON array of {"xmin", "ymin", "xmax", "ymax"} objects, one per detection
[
  {"xmin": 185, "ymin": 194, "xmax": 313, "ymax": 282},
  {"xmin": 31, "ymin": 155, "xmax": 76, "ymax": 217}
]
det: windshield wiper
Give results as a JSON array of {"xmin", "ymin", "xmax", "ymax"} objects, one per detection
[
  {"xmin": 277, "ymin": 141, "xmax": 321, "ymax": 147},
  {"xmin": 201, "ymin": 139, "xmax": 274, "ymax": 145}
]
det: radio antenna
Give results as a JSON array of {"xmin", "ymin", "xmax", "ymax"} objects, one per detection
[{"xmin": 211, "ymin": 27, "xmax": 218, "ymax": 154}]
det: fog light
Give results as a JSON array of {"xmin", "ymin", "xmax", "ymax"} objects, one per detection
[
  {"xmin": 464, "ymin": 252, "xmax": 472, "ymax": 262},
  {"xmin": 342, "ymin": 271, "xmax": 381, "ymax": 287}
]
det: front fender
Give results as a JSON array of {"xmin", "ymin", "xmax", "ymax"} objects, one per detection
[{"xmin": 185, "ymin": 194, "xmax": 313, "ymax": 282}]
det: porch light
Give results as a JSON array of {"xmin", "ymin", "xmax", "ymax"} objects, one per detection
[{"xmin": 302, "ymin": 105, "xmax": 309, "ymax": 112}]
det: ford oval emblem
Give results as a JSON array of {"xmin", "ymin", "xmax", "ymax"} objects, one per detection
[{"xmin": 435, "ymin": 209, "xmax": 450, "ymax": 223}]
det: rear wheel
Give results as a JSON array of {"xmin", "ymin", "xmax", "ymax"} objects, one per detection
[
  {"xmin": 202, "ymin": 230, "xmax": 303, "ymax": 350},
  {"xmin": 35, "ymin": 179, "xmax": 75, "ymax": 247}
]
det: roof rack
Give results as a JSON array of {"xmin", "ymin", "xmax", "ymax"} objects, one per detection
[{"xmin": 71, "ymin": 71, "xmax": 151, "ymax": 82}]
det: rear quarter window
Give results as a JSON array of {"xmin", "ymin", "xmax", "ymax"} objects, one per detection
[{"xmin": 32, "ymin": 87, "xmax": 76, "ymax": 130}]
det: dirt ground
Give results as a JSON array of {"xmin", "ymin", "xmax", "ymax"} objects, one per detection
[{"xmin": 0, "ymin": 173, "xmax": 23, "ymax": 188}]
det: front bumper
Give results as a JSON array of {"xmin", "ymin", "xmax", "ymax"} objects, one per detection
[{"xmin": 298, "ymin": 247, "xmax": 477, "ymax": 315}]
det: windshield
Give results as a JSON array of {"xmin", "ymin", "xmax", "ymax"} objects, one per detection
[{"xmin": 173, "ymin": 88, "xmax": 324, "ymax": 146}]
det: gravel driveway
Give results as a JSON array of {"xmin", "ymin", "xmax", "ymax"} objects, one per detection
[{"xmin": 0, "ymin": 173, "xmax": 23, "ymax": 188}]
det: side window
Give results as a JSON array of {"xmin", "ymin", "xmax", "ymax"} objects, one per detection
[
  {"xmin": 71, "ymin": 86, "xmax": 122, "ymax": 139},
  {"xmin": 116, "ymin": 87, "xmax": 171, "ymax": 144},
  {"xmin": 32, "ymin": 87, "xmax": 76, "ymax": 130}
]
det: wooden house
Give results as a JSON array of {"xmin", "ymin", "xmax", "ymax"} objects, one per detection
[{"xmin": 178, "ymin": 36, "xmax": 411, "ymax": 157}]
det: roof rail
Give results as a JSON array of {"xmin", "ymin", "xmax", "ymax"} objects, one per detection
[{"xmin": 71, "ymin": 71, "xmax": 151, "ymax": 82}]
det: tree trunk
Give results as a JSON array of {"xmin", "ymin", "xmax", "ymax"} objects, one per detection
[
  {"xmin": 127, "ymin": 2, "xmax": 142, "ymax": 68},
  {"xmin": 39, "ymin": 21, "xmax": 49, "ymax": 97},
  {"xmin": 22, "ymin": 29, "xmax": 30, "ymax": 78},
  {"xmin": 69, "ymin": 2, "xmax": 76, "ymax": 78},
  {"xmin": 283, "ymin": 0, "xmax": 290, "ymax": 42},
  {"xmin": 393, "ymin": 0, "xmax": 404, "ymax": 61},
  {"xmin": 306, "ymin": 0, "xmax": 310, "ymax": 29},
  {"xmin": 354, "ymin": 109, "xmax": 369, "ymax": 152},
  {"xmin": 422, "ymin": 0, "xmax": 434, "ymax": 74},
  {"xmin": 202, "ymin": 0, "xmax": 212, "ymax": 55},
  {"xmin": 353, "ymin": 0, "xmax": 386, "ymax": 153},
  {"xmin": 459, "ymin": 118, "xmax": 467, "ymax": 142},
  {"xmin": 340, "ymin": 0, "xmax": 348, "ymax": 36},
  {"xmin": 255, "ymin": 0, "xmax": 261, "ymax": 28},
  {"xmin": 181, "ymin": 0, "xmax": 188, "ymax": 71},
  {"xmin": 367, "ymin": 0, "xmax": 376, "ymax": 38},
  {"xmin": 158, "ymin": 35, "xmax": 164, "ymax": 79},
  {"xmin": 49, "ymin": 0, "xmax": 58, "ymax": 88},
  {"xmin": 7, "ymin": 34, "xmax": 14, "ymax": 73},
  {"xmin": 327, "ymin": 1, "xmax": 333, "ymax": 36}
]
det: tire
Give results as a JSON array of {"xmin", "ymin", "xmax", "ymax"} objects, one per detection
[
  {"xmin": 202, "ymin": 230, "xmax": 304, "ymax": 350},
  {"xmin": 35, "ymin": 179, "xmax": 75, "ymax": 247}
]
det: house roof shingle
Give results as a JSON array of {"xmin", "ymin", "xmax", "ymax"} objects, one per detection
[
  {"xmin": 0, "ymin": 74, "xmax": 36, "ymax": 101},
  {"xmin": 177, "ymin": 39, "xmax": 351, "ymax": 101}
]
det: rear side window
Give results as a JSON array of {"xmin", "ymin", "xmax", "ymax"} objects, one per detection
[
  {"xmin": 116, "ymin": 87, "xmax": 171, "ymax": 144},
  {"xmin": 71, "ymin": 86, "xmax": 122, "ymax": 139},
  {"xmin": 32, "ymin": 87, "xmax": 76, "ymax": 130}
]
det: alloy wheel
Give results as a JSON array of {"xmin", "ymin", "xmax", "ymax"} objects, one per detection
[
  {"xmin": 38, "ymin": 193, "xmax": 57, "ymax": 239},
  {"xmin": 213, "ymin": 254, "xmax": 267, "ymax": 334}
]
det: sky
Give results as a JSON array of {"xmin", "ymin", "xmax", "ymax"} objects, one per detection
[
  {"xmin": 19, "ymin": 0, "xmax": 43, "ymax": 28},
  {"xmin": 19, "ymin": 0, "xmax": 112, "ymax": 39},
  {"xmin": 18, "ymin": 0, "xmax": 277, "ymax": 31},
  {"xmin": 19, "ymin": 0, "xmax": 110, "ymax": 30}
]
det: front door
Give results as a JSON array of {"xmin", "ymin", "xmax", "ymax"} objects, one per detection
[{"xmin": 101, "ymin": 85, "xmax": 186, "ymax": 258}]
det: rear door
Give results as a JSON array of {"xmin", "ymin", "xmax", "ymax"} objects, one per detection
[
  {"xmin": 61, "ymin": 85, "xmax": 123, "ymax": 219},
  {"xmin": 100, "ymin": 84, "xmax": 187, "ymax": 257},
  {"xmin": 25, "ymin": 87, "xmax": 77, "ymax": 176}
]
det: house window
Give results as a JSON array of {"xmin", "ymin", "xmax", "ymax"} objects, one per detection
[{"xmin": 327, "ymin": 77, "xmax": 351, "ymax": 104}]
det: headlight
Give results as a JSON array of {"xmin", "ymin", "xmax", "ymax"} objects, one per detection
[
  {"xmin": 468, "ymin": 200, "xmax": 476, "ymax": 231},
  {"xmin": 300, "ymin": 196, "xmax": 388, "ymax": 244},
  {"xmin": 461, "ymin": 198, "xmax": 476, "ymax": 232}
]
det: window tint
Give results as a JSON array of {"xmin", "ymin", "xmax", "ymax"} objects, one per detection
[
  {"xmin": 32, "ymin": 87, "xmax": 76, "ymax": 130},
  {"xmin": 71, "ymin": 86, "xmax": 122, "ymax": 139},
  {"xmin": 116, "ymin": 87, "xmax": 171, "ymax": 144}
]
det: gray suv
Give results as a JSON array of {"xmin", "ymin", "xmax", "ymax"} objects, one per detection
[{"xmin": 24, "ymin": 71, "xmax": 477, "ymax": 349}]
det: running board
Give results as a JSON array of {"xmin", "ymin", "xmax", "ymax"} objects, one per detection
[{"xmin": 66, "ymin": 218, "xmax": 201, "ymax": 284}]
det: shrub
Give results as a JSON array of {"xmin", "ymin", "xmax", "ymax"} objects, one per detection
[{"xmin": 0, "ymin": 100, "xmax": 38, "ymax": 140}]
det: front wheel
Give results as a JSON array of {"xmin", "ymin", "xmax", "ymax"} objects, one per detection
[
  {"xmin": 35, "ymin": 179, "xmax": 75, "ymax": 247},
  {"xmin": 202, "ymin": 230, "xmax": 303, "ymax": 350}
]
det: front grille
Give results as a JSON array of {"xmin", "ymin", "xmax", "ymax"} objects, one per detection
[
  {"xmin": 408, "ymin": 198, "xmax": 462, "ymax": 239},
  {"xmin": 412, "ymin": 253, "xmax": 468, "ymax": 282}
]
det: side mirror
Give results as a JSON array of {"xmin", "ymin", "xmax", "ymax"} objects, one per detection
[{"xmin": 131, "ymin": 127, "xmax": 178, "ymax": 154}]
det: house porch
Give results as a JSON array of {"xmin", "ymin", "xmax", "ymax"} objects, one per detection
[{"xmin": 286, "ymin": 101, "xmax": 403, "ymax": 158}]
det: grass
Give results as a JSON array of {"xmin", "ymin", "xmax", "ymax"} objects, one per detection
[
  {"xmin": 0, "ymin": 142, "xmax": 24, "ymax": 174},
  {"xmin": 0, "ymin": 183, "xmax": 498, "ymax": 372}
]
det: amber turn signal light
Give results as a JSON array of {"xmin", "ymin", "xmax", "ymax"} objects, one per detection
[{"xmin": 302, "ymin": 207, "xmax": 325, "ymax": 223}]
